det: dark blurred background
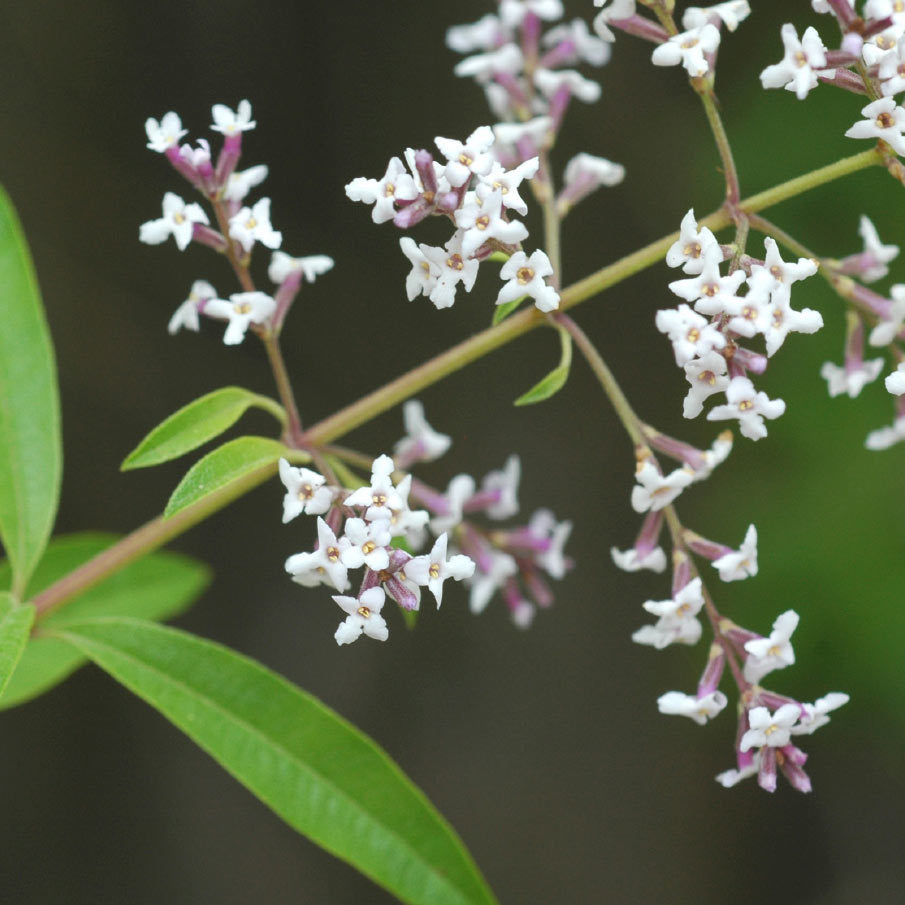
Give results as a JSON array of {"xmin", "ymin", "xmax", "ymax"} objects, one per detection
[{"xmin": 1, "ymin": 1, "xmax": 904, "ymax": 903}]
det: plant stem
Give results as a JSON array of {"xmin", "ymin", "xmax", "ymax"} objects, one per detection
[
  {"xmin": 698, "ymin": 90, "xmax": 740, "ymax": 205},
  {"xmin": 262, "ymin": 334, "xmax": 304, "ymax": 444}
]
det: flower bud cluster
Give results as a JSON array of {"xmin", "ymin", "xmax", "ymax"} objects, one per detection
[
  {"xmin": 141, "ymin": 102, "xmax": 333, "ymax": 344},
  {"xmin": 280, "ymin": 402, "xmax": 573, "ymax": 642},
  {"xmin": 658, "ymin": 210, "xmax": 823, "ymax": 439}
]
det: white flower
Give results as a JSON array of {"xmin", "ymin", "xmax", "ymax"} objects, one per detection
[
  {"xmin": 744, "ymin": 610, "xmax": 799, "ymax": 683},
  {"xmin": 657, "ymin": 690, "xmax": 728, "ymax": 725},
  {"xmin": 857, "ymin": 215, "xmax": 899, "ymax": 282},
  {"xmin": 339, "ymin": 517, "xmax": 391, "ymax": 571},
  {"xmin": 333, "ymin": 587, "xmax": 389, "ymax": 645},
  {"xmin": 762, "ymin": 288, "xmax": 824, "ymax": 357},
  {"xmin": 344, "ymin": 157, "xmax": 418, "ymax": 224},
  {"xmin": 528, "ymin": 509, "xmax": 573, "ymax": 579},
  {"xmin": 651, "ymin": 24, "xmax": 721, "ymax": 77},
  {"xmin": 430, "ymin": 474, "xmax": 476, "ymax": 536},
  {"xmin": 497, "ymin": 250, "xmax": 560, "ymax": 312},
  {"xmin": 168, "ymin": 280, "xmax": 217, "ymax": 335},
  {"xmin": 477, "ymin": 159, "xmax": 539, "ymax": 217},
  {"xmin": 760, "ymin": 25, "xmax": 829, "ymax": 100},
  {"xmin": 866, "ymin": 414, "xmax": 905, "ymax": 449},
  {"xmin": 593, "ymin": 0, "xmax": 636, "ymax": 42},
  {"xmin": 869, "ymin": 285, "xmax": 905, "ymax": 346},
  {"xmin": 455, "ymin": 189, "xmax": 529, "ymax": 257},
  {"xmin": 886, "ymin": 362, "xmax": 905, "ymax": 394},
  {"xmin": 228, "ymin": 197, "xmax": 282, "ymax": 253},
  {"xmin": 666, "ymin": 209, "xmax": 720, "ymax": 275},
  {"xmin": 534, "ymin": 68, "xmax": 602, "ymax": 103},
  {"xmin": 492, "ymin": 117, "xmax": 552, "ymax": 154},
  {"xmin": 790, "ymin": 692, "xmax": 849, "ymax": 735},
  {"xmin": 610, "ymin": 546, "xmax": 667, "ymax": 572},
  {"xmin": 499, "ymin": 0, "xmax": 564, "ymax": 28},
  {"xmin": 203, "ymin": 291, "xmax": 276, "ymax": 345},
  {"xmin": 446, "ymin": 14, "xmax": 506, "ymax": 54},
  {"xmin": 682, "ymin": 1, "xmax": 751, "ymax": 32},
  {"xmin": 481, "ymin": 454, "xmax": 521, "ymax": 519},
  {"xmin": 145, "ymin": 111, "xmax": 186, "ymax": 152},
  {"xmin": 878, "ymin": 35, "xmax": 905, "ymax": 96},
  {"xmin": 435, "ymin": 126, "xmax": 496, "ymax": 187},
  {"xmin": 634, "ymin": 577, "xmax": 705, "ymax": 649},
  {"xmin": 669, "ymin": 245, "xmax": 746, "ymax": 314},
  {"xmin": 268, "ymin": 251, "xmax": 334, "ymax": 284},
  {"xmin": 454, "ymin": 44, "xmax": 524, "ymax": 83},
  {"xmin": 754, "ymin": 237, "xmax": 818, "ymax": 290},
  {"xmin": 543, "ymin": 18, "xmax": 611, "ymax": 66},
  {"xmin": 821, "ymin": 359, "xmax": 884, "ymax": 397},
  {"xmin": 656, "ymin": 304, "xmax": 725, "ymax": 366},
  {"xmin": 210, "ymin": 99, "xmax": 255, "ymax": 135},
  {"xmin": 560, "ymin": 153, "xmax": 625, "ymax": 210},
  {"xmin": 469, "ymin": 549, "xmax": 518, "ymax": 614},
  {"xmin": 421, "ymin": 232, "xmax": 481, "ymax": 309},
  {"xmin": 845, "ymin": 97, "xmax": 905, "ymax": 156},
  {"xmin": 399, "ymin": 237, "xmax": 440, "ymax": 302},
  {"xmin": 683, "ymin": 351, "xmax": 730, "ymax": 418},
  {"xmin": 139, "ymin": 192, "xmax": 209, "ymax": 251},
  {"xmin": 706, "ymin": 376, "xmax": 785, "ymax": 440},
  {"xmin": 740, "ymin": 704, "xmax": 802, "ymax": 751},
  {"xmin": 223, "ymin": 164, "xmax": 269, "ymax": 203},
  {"xmin": 712, "ymin": 523, "xmax": 757, "ymax": 581},
  {"xmin": 178, "ymin": 139, "xmax": 211, "ymax": 169},
  {"xmin": 285, "ymin": 517, "xmax": 349, "ymax": 592},
  {"xmin": 278, "ymin": 459, "xmax": 332, "ymax": 522},
  {"xmin": 342, "ymin": 454, "xmax": 403, "ymax": 521},
  {"xmin": 406, "ymin": 534, "xmax": 476, "ymax": 607},
  {"xmin": 715, "ymin": 754, "xmax": 761, "ymax": 787},
  {"xmin": 691, "ymin": 431, "xmax": 734, "ymax": 482},
  {"xmin": 631, "ymin": 461, "xmax": 694, "ymax": 513},
  {"xmin": 393, "ymin": 400, "xmax": 451, "ymax": 466}
]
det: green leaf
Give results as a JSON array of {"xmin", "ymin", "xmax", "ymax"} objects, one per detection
[
  {"xmin": 0, "ymin": 592, "xmax": 35, "ymax": 698},
  {"xmin": 164, "ymin": 436, "xmax": 287, "ymax": 519},
  {"xmin": 491, "ymin": 296, "xmax": 525, "ymax": 325},
  {"xmin": 53, "ymin": 618, "xmax": 499, "ymax": 905},
  {"xmin": 513, "ymin": 326, "xmax": 572, "ymax": 406},
  {"xmin": 0, "ymin": 533, "xmax": 209, "ymax": 709},
  {"xmin": 122, "ymin": 386, "xmax": 285, "ymax": 470},
  {"xmin": 0, "ymin": 186, "xmax": 62, "ymax": 597}
]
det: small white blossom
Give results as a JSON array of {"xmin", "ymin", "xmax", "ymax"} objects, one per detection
[
  {"xmin": 878, "ymin": 35, "xmax": 905, "ymax": 96},
  {"xmin": 656, "ymin": 304, "xmax": 726, "ymax": 366},
  {"xmin": 744, "ymin": 610, "xmax": 799, "ymax": 683},
  {"xmin": 223, "ymin": 164, "xmax": 269, "ymax": 203},
  {"xmin": 228, "ymin": 197, "xmax": 282, "ymax": 253},
  {"xmin": 610, "ymin": 546, "xmax": 667, "ymax": 573},
  {"xmin": 431, "ymin": 474, "xmax": 476, "ymax": 536},
  {"xmin": 478, "ymin": 158, "xmax": 539, "ymax": 216},
  {"xmin": 139, "ymin": 192, "xmax": 209, "ymax": 251},
  {"xmin": 683, "ymin": 350, "xmax": 730, "ymax": 419},
  {"xmin": 497, "ymin": 250, "xmax": 560, "ymax": 312},
  {"xmin": 210, "ymin": 99, "xmax": 255, "ymax": 135},
  {"xmin": 869, "ymin": 285, "xmax": 905, "ymax": 346},
  {"xmin": 790, "ymin": 692, "xmax": 849, "ymax": 735},
  {"xmin": 845, "ymin": 97, "xmax": 905, "ymax": 156},
  {"xmin": 560, "ymin": 153, "xmax": 625, "ymax": 209},
  {"xmin": 543, "ymin": 18, "xmax": 611, "ymax": 66},
  {"xmin": 343, "ymin": 454, "xmax": 404, "ymax": 521},
  {"xmin": 435, "ymin": 126, "xmax": 496, "ymax": 187},
  {"xmin": 529, "ymin": 509, "xmax": 573, "ymax": 579},
  {"xmin": 762, "ymin": 287, "xmax": 824, "ymax": 357},
  {"xmin": 454, "ymin": 44, "xmax": 524, "ymax": 83},
  {"xmin": 857, "ymin": 215, "xmax": 899, "ymax": 282},
  {"xmin": 534, "ymin": 68, "xmax": 602, "ymax": 103},
  {"xmin": 203, "ymin": 291, "xmax": 276, "ymax": 345},
  {"xmin": 740, "ymin": 704, "xmax": 802, "ymax": 751},
  {"xmin": 339, "ymin": 517, "xmax": 391, "ymax": 572},
  {"xmin": 669, "ymin": 245, "xmax": 746, "ymax": 314},
  {"xmin": 760, "ymin": 25, "xmax": 829, "ymax": 100},
  {"xmin": 268, "ymin": 251, "xmax": 334, "ymax": 284},
  {"xmin": 712, "ymin": 523, "xmax": 757, "ymax": 581},
  {"xmin": 691, "ymin": 431, "xmax": 734, "ymax": 482},
  {"xmin": 168, "ymin": 280, "xmax": 217, "ymax": 335},
  {"xmin": 593, "ymin": 0, "xmax": 637, "ymax": 42},
  {"xmin": 285, "ymin": 517, "xmax": 349, "ymax": 592},
  {"xmin": 886, "ymin": 362, "xmax": 905, "ymax": 394},
  {"xmin": 657, "ymin": 690, "xmax": 728, "ymax": 725},
  {"xmin": 145, "ymin": 111, "xmax": 186, "ymax": 152},
  {"xmin": 344, "ymin": 157, "xmax": 418, "ymax": 224},
  {"xmin": 682, "ymin": 1, "xmax": 751, "ymax": 32},
  {"xmin": 406, "ymin": 534, "xmax": 476, "ymax": 608},
  {"xmin": 493, "ymin": 117, "xmax": 552, "ymax": 153},
  {"xmin": 469, "ymin": 549, "xmax": 518, "ymax": 614},
  {"xmin": 499, "ymin": 0, "xmax": 564, "ymax": 28},
  {"xmin": 821, "ymin": 359, "xmax": 884, "ymax": 397},
  {"xmin": 631, "ymin": 461, "xmax": 694, "ymax": 513},
  {"xmin": 455, "ymin": 189, "xmax": 529, "ymax": 257},
  {"xmin": 651, "ymin": 24, "xmax": 721, "ymax": 77},
  {"xmin": 715, "ymin": 754, "xmax": 761, "ymax": 787},
  {"xmin": 666, "ymin": 209, "xmax": 720, "ymax": 275},
  {"xmin": 446, "ymin": 14, "xmax": 506, "ymax": 54},
  {"xmin": 333, "ymin": 586, "xmax": 389, "ymax": 646},
  {"xmin": 278, "ymin": 459, "xmax": 332, "ymax": 522},
  {"xmin": 399, "ymin": 237, "xmax": 440, "ymax": 302},
  {"xmin": 421, "ymin": 232, "xmax": 481, "ymax": 309},
  {"xmin": 178, "ymin": 139, "xmax": 211, "ymax": 169},
  {"xmin": 481, "ymin": 454, "xmax": 521, "ymax": 519},
  {"xmin": 634, "ymin": 577, "xmax": 705, "ymax": 649},
  {"xmin": 866, "ymin": 414, "xmax": 905, "ymax": 449},
  {"xmin": 706, "ymin": 376, "xmax": 786, "ymax": 440},
  {"xmin": 394, "ymin": 400, "xmax": 451, "ymax": 466}
]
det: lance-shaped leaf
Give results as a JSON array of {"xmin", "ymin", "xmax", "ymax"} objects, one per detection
[
  {"xmin": 514, "ymin": 326, "xmax": 572, "ymax": 406},
  {"xmin": 0, "ymin": 592, "xmax": 35, "ymax": 698},
  {"xmin": 0, "ymin": 533, "xmax": 209, "ymax": 709},
  {"xmin": 492, "ymin": 295, "xmax": 526, "ymax": 325},
  {"xmin": 0, "ymin": 186, "xmax": 62, "ymax": 597},
  {"xmin": 53, "ymin": 618, "xmax": 499, "ymax": 905},
  {"xmin": 164, "ymin": 436, "xmax": 288, "ymax": 519},
  {"xmin": 122, "ymin": 386, "xmax": 286, "ymax": 470}
]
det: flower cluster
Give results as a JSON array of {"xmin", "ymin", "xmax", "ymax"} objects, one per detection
[
  {"xmin": 657, "ymin": 210, "xmax": 823, "ymax": 439},
  {"xmin": 141, "ymin": 102, "xmax": 333, "ymax": 344},
  {"xmin": 281, "ymin": 402, "xmax": 574, "ymax": 642}
]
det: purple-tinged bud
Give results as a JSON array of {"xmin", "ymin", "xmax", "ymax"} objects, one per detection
[
  {"xmin": 757, "ymin": 747, "xmax": 778, "ymax": 792},
  {"xmin": 683, "ymin": 529, "xmax": 731, "ymax": 562},
  {"xmin": 192, "ymin": 224, "xmax": 228, "ymax": 252},
  {"xmin": 521, "ymin": 12, "xmax": 542, "ymax": 60},
  {"xmin": 165, "ymin": 145, "xmax": 203, "ymax": 188},
  {"xmin": 538, "ymin": 39, "xmax": 578, "ymax": 71},
  {"xmin": 522, "ymin": 566, "xmax": 554, "ymax": 608},
  {"xmin": 671, "ymin": 550, "xmax": 693, "ymax": 598},
  {"xmin": 503, "ymin": 577, "xmax": 535, "ymax": 627},
  {"xmin": 819, "ymin": 66, "xmax": 869, "ymax": 95},
  {"xmin": 862, "ymin": 15, "xmax": 894, "ymax": 40},
  {"xmin": 547, "ymin": 85, "xmax": 573, "ymax": 134},
  {"xmin": 697, "ymin": 643, "xmax": 726, "ymax": 698},
  {"xmin": 732, "ymin": 346, "xmax": 768, "ymax": 375},
  {"xmin": 635, "ymin": 510, "xmax": 664, "ymax": 559},
  {"xmin": 413, "ymin": 149, "xmax": 438, "ymax": 196},
  {"xmin": 777, "ymin": 746, "xmax": 812, "ymax": 792},
  {"xmin": 215, "ymin": 133, "xmax": 243, "ymax": 186}
]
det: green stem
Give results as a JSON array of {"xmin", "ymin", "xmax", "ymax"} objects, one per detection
[
  {"xmin": 30, "ymin": 151, "xmax": 885, "ymax": 616},
  {"xmin": 698, "ymin": 90, "xmax": 740, "ymax": 205},
  {"xmin": 263, "ymin": 335, "xmax": 304, "ymax": 444}
]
